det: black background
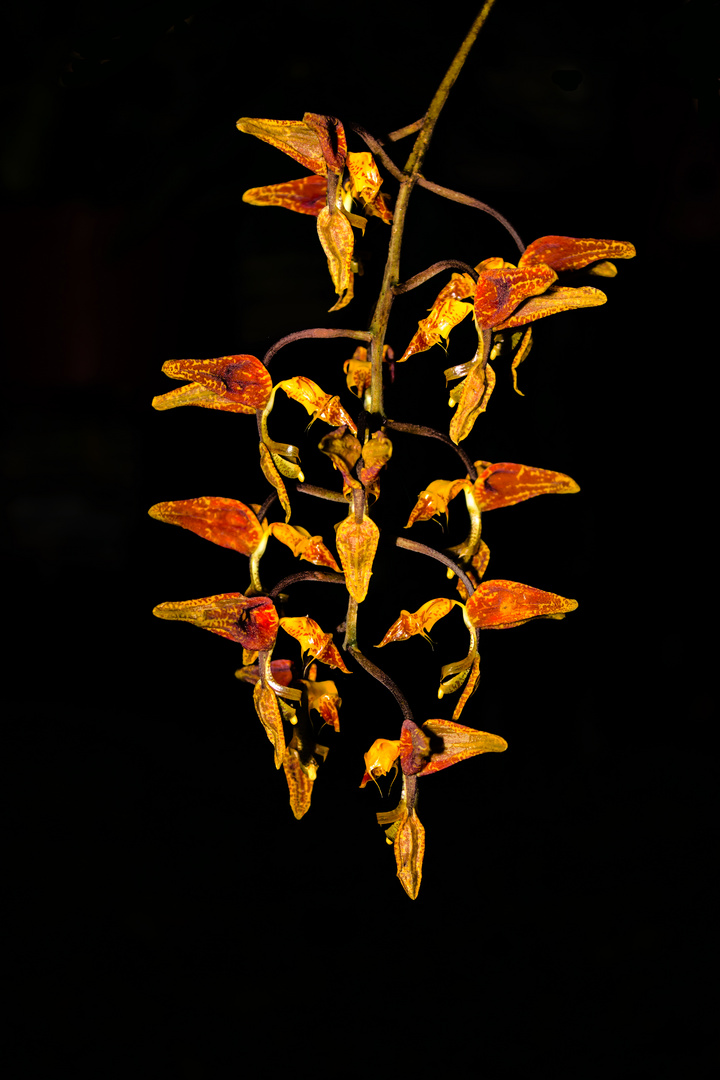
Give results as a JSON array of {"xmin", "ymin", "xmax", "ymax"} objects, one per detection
[{"xmin": 3, "ymin": 0, "xmax": 717, "ymax": 1074}]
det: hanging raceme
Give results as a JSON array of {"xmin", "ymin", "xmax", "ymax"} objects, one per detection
[{"xmin": 150, "ymin": 3, "xmax": 635, "ymax": 898}]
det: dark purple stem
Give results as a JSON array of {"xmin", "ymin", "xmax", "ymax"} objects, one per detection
[
  {"xmin": 393, "ymin": 260, "xmax": 478, "ymax": 295},
  {"xmin": 348, "ymin": 646, "xmax": 414, "ymax": 723}
]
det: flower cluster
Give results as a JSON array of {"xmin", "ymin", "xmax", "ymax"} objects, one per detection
[{"xmin": 150, "ymin": 40, "xmax": 634, "ymax": 899}]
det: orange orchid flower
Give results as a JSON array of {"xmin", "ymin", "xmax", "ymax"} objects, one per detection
[
  {"xmin": 376, "ymin": 597, "xmax": 459, "ymax": 647},
  {"xmin": 152, "ymin": 592, "xmax": 279, "ymax": 650},
  {"xmin": 279, "ymin": 615, "xmax": 351, "ymax": 674},
  {"xmin": 237, "ymin": 113, "xmax": 392, "ymax": 309},
  {"xmin": 152, "ymin": 354, "xmax": 272, "ymax": 413},
  {"xmin": 363, "ymin": 717, "xmax": 507, "ymax": 898},
  {"xmin": 377, "ymin": 577, "xmax": 576, "ymax": 714}
]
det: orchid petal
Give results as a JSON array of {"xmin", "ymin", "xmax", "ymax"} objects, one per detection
[
  {"xmin": 465, "ymin": 579, "xmax": 578, "ymax": 629},
  {"xmin": 153, "ymin": 592, "xmax": 279, "ymax": 649},
  {"xmin": 405, "ymin": 478, "xmax": 470, "ymax": 527},
  {"xmin": 394, "ymin": 808, "xmax": 425, "ymax": 900},
  {"xmin": 473, "ymin": 462, "xmax": 580, "ymax": 511},
  {"xmin": 148, "ymin": 497, "xmax": 263, "ymax": 555},
  {"xmin": 449, "ymin": 356, "xmax": 496, "ymax": 445},
  {"xmin": 279, "ymin": 615, "xmax": 351, "ymax": 673},
  {"xmin": 242, "ymin": 175, "xmax": 328, "ymax": 216},
  {"xmin": 419, "ymin": 718, "xmax": 507, "ymax": 775},
  {"xmin": 276, "ymin": 375, "xmax": 357, "ymax": 432},
  {"xmin": 399, "ymin": 294, "xmax": 473, "ymax": 363},
  {"xmin": 303, "ymin": 113, "xmax": 346, "ymax": 174},
  {"xmin": 259, "ymin": 442, "xmax": 292, "ymax": 522},
  {"xmin": 268, "ymin": 522, "xmax": 341, "ymax": 571},
  {"xmin": 376, "ymin": 598, "xmax": 458, "ymax": 647}
]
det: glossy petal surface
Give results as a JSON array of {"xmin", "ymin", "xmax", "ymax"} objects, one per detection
[
  {"xmin": 279, "ymin": 615, "xmax": 351, "ymax": 673},
  {"xmin": 419, "ymin": 718, "xmax": 507, "ymax": 775},
  {"xmin": 153, "ymin": 592, "xmax": 279, "ymax": 649},
  {"xmin": 493, "ymin": 285, "xmax": 607, "ymax": 330},
  {"xmin": 242, "ymin": 176, "xmax": 327, "ymax": 216},
  {"xmin": 474, "ymin": 264, "xmax": 557, "ymax": 329},
  {"xmin": 449, "ymin": 357, "xmax": 496, "ymax": 444},
  {"xmin": 377, "ymin": 598, "xmax": 457, "ymax": 646},
  {"xmin": 317, "ymin": 206, "xmax": 355, "ymax": 311},
  {"xmin": 148, "ymin": 497, "xmax": 263, "ymax": 555},
  {"xmin": 394, "ymin": 809, "xmax": 425, "ymax": 900},
  {"xmin": 405, "ymin": 478, "xmax": 470, "ymax": 526},
  {"xmin": 259, "ymin": 442, "xmax": 292, "ymax": 522},
  {"xmin": 158, "ymin": 355, "xmax": 272, "ymax": 409},
  {"xmin": 473, "ymin": 462, "xmax": 580, "ymax": 511},
  {"xmin": 268, "ymin": 522, "xmax": 340, "ymax": 571},
  {"xmin": 519, "ymin": 235, "xmax": 636, "ymax": 272},
  {"xmin": 335, "ymin": 513, "xmax": 379, "ymax": 603},
  {"xmin": 236, "ymin": 116, "xmax": 328, "ymax": 175},
  {"xmin": 253, "ymin": 682, "xmax": 286, "ymax": 768},
  {"xmin": 277, "ymin": 375, "xmax": 357, "ymax": 432},
  {"xmin": 465, "ymin": 579, "xmax": 578, "ymax": 629}
]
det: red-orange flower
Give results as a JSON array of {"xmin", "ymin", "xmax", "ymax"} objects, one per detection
[
  {"xmin": 152, "ymin": 355, "xmax": 272, "ymax": 413},
  {"xmin": 399, "ymin": 236, "xmax": 635, "ymax": 440},
  {"xmin": 363, "ymin": 718, "xmax": 507, "ymax": 899},
  {"xmin": 237, "ymin": 113, "xmax": 392, "ymax": 309},
  {"xmin": 152, "ymin": 592, "xmax": 279, "ymax": 650}
]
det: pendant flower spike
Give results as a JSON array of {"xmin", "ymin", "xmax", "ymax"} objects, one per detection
[
  {"xmin": 150, "ymin": 15, "xmax": 636, "ymax": 900},
  {"xmin": 237, "ymin": 113, "xmax": 392, "ymax": 310}
]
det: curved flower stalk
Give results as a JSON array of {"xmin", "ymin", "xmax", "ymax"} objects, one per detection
[
  {"xmin": 150, "ymin": 4, "xmax": 635, "ymax": 898},
  {"xmin": 398, "ymin": 236, "xmax": 635, "ymax": 440}
]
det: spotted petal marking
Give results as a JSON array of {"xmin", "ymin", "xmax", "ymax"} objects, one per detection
[
  {"xmin": 153, "ymin": 592, "xmax": 279, "ymax": 649},
  {"xmin": 465, "ymin": 579, "xmax": 577, "ymax": 629},
  {"xmin": 148, "ymin": 497, "xmax": 264, "ymax": 555},
  {"xmin": 242, "ymin": 176, "xmax": 328, "ymax": 216}
]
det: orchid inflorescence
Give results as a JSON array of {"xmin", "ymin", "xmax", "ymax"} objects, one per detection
[{"xmin": 150, "ymin": 2, "xmax": 635, "ymax": 898}]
